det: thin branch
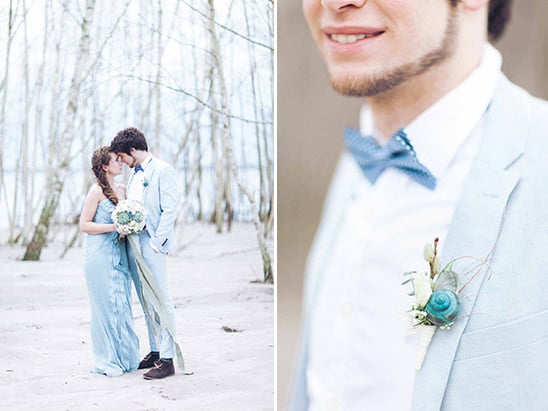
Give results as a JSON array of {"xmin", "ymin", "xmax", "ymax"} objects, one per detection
[
  {"xmin": 179, "ymin": 0, "xmax": 273, "ymax": 51},
  {"xmin": 120, "ymin": 73, "xmax": 273, "ymax": 125}
]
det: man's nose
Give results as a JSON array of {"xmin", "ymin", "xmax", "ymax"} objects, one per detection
[{"xmin": 321, "ymin": 0, "xmax": 367, "ymax": 12}]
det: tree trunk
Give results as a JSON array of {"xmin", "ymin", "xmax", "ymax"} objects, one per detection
[
  {"xmin": 0, "ymin": 0, "xmax": 16, "ymax": 245},
  {"xmin": 196, "ymin": 126, "xmax": 204, "ymax": 221},
  {"xmin": 153, "ymin": 0, "xmax": 163, "ymax": 155},
  {"xmin": 27, "ymin": 0, "xmax": 52, "ymax": 245},
  {"xmin": 243, "ymin": 2, "xmax": 266, "ymax": 222},
  {"xmin": 208, "ymin": 0, "xmax": 272, "ymax": 282},
  {"xmin": 20, "ymin": 0, "xmax": 32, "ymax": 244},
  {"xmin": 210, "ymin": 90, "xmax": 224, "ymax": 234},
  {"xmin": 23, "ymin": 0, "xmax": 96, "ymax": 260}
]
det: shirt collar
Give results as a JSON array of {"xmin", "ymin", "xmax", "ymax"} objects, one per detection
[{"xmin": 360, "ymin": 43, "xmax": 502, "ymax": 178}]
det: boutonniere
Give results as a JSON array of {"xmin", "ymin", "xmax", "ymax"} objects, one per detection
[{"xmin": 403, "ymin": 237, "xmax": 461, "ymax": 370}]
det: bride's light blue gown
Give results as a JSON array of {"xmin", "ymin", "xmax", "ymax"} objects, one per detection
[{"xmin": 83, "ymin": 199, "xmax": 140, "ymax": 376}]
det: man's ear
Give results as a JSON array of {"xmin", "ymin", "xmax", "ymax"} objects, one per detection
[{"xmin": 459, "ymin": 0, "xmax": 488, "ymax": 11}]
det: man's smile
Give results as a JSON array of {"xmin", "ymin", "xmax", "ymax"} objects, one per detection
[{"xmin": 329, "ymin": 31, "xmax": 384, "ymax": 44}]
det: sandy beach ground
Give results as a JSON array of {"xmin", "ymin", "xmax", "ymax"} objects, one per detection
[{"xmin": 0, "ymin": 223, "xmax": 273, "ymax": 411}]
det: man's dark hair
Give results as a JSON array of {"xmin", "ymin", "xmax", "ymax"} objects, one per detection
[
  {"xmin": 486, "ymin": 0, "xmax": 512, "ymax": 41},
  {"xmin": 109, "ymin": 127, "xmax": 148, "ymax": 154},
  {"xmin": 450, "ymin": 0, "xmax": 512, "ymax": 42}
]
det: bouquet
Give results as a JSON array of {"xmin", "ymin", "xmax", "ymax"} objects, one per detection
[{"xmin": 111, "ymin": 199, "xmax": 147, "ymax": 235}]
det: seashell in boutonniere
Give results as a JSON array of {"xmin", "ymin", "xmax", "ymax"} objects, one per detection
[
  {"xmin": 424, "ymin": 289, "xmax": 460, "ymax": 328},
  {"xmin": 414, "ymin": 289, "xmax": 460, "ymax": 370}
]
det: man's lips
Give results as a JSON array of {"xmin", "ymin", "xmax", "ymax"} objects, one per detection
[
  {"xmin": 324, "ymin": 27, "xmax": 385, "ymax": 45},
  {"xmin": 330, "ymin": 32, "xmax": 383, "ymax": 44}
]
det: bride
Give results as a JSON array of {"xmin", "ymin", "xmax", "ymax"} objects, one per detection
[{"xmin": 79, "ymin": 146, "xmax": 139, "ymax": 376}]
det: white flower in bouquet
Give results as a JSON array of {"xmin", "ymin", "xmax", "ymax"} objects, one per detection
[{"xmin": 111, "ymin": 199, "xmax": 147, "ymax": 235}]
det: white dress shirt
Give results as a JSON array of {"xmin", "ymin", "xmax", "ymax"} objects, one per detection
[
  {"xmin": 306, "ymin": 44, "xmax": 502, "ymax": 411},
  {"xmin": 127, "ymin": 154, "xmax": 152, "ymax": 202}
]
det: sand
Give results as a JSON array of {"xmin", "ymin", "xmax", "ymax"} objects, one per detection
[{"xmin": 0, "ymin": 223, "xmax": 273, "ymax": 411}]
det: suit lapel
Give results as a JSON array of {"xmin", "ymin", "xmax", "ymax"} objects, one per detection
[
  {"xmin": 142, "ymin": 158, "xmax": 155, "ymax": 204},
  {"xmin": 412, "ymin": 76, "xmax": 529, "ymax": 411}
]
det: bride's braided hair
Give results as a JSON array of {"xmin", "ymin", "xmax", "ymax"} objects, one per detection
[{"xmin": 91, "ymin": 146, "xmax": 118, "ymax": 205}]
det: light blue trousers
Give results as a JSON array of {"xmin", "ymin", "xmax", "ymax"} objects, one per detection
[{"xmin": 128, "ymin": 232, "xmax": 176, "ymax": 359}]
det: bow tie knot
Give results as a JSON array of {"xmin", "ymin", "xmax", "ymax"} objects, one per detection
[
  {"xmin": 134, "ymin": 164, "xmax": 144, "ymax": 174},
  {"xmin": 344, "ymin": 128, "xmax": 436, "ymax": 190}
]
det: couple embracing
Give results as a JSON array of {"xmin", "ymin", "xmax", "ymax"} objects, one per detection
[{"xmin": 79, "ymin": 127, "xmax": 180, "ymax": 379}]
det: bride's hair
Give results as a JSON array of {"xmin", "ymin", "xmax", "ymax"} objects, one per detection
[{"xmin": 91, "ymin": 146, "xmax": 118, "ymax": 205}]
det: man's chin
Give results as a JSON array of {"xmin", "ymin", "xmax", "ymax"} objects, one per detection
[
  {"xmin": 330, "ymin": 73, "xmax": 403, "ymax": 98},
  {"xmin": 330, "ymin": 76, "xmax": 371, "ymax": 97}
]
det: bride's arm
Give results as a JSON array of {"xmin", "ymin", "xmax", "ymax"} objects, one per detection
[{"xmin": 79, "ymin": 185, "xmax": 116, "ymax": 234}]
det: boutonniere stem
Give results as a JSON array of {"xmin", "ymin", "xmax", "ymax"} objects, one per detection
[{"xmin": 416, "ymin": 325, "xmax": 436, "ymax": 370}]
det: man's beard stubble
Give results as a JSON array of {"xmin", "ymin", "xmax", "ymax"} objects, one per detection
[{"xmin": 330, "ymin": 10, "xmax": 458, "ymax": 97}]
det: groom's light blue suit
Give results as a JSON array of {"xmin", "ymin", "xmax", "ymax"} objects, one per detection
[
  {"xmin": 127, "ymin": 156, "xmax": 179, "ymax": 358},
  {"xmin": 289, "ymin": 75, "xmax": 548, "ymax": 410}
]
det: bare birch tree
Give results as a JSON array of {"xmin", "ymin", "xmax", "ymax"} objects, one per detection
[
  {"xmin": 153, "ymin": 0, "xmax": 163, "ymax": 155},
  {"xmin": 0, "ymin": 0, "xmax": 16, "ymax": 244},
  {"xmin": 209, "ymin": 75, "xmax": 225, "ymax": 233},
  {"xmin": 1, "ymin": 0, "xmax": 274, "ymax": 272},
  {"xmin": 19, "ymin": 0, "xmax": 33, "ymax": 244},
  {"xmin": 23, "ymin": 0, "xmax": 97, "ymax": 260},
  {"xmin": 207, "ymin": 0, "xmax": 272, "ymax": 282}
]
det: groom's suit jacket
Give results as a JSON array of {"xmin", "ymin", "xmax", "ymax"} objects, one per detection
[
  {"xmin": 289, "ymin": 75, "xmax": 548, "ymax": 410},
  {"xmin": 129, "ymin": 156, "xmax": 178, "ymax": 254}
]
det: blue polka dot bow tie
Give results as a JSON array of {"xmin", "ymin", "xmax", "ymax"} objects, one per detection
[
  {"xmin": 134, "ymin": 164, "xmax": 144, "ymax": 174},
  {"xmin": 344, "ymin": 127, "xmax": 436, "ymax": 190}
]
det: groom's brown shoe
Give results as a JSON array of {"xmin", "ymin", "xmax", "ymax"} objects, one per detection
[
  {"xmin": 138, "ymin": 351, "xmax": 160, "ymax": 369},
  {"xmin": 143, "ymin": 359, "xmax": 175, "ymax": 380}
]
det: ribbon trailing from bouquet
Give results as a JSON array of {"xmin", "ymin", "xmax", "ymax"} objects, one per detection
[{"xmin": 127, "ymin": 235, "xmax": 188, "ymax": 373}]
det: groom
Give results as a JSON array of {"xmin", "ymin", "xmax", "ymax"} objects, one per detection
[
  {"xmin": 291, "ymin": 0, "xmax": 548, "ymax": 410},
  {"xmin": 110, "ymin": 127, "xmax": 179, "ymax": 380}
]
